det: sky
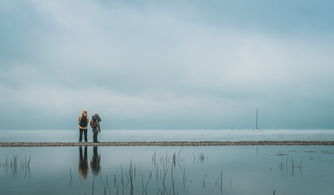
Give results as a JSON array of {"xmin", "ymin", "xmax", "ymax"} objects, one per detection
[{"xmin": 0, "ymin": 0, "xmax": 334, "ymax": 130}]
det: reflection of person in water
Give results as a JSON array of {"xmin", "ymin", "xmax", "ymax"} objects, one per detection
[
  {"xmin": 90, "ymin": 146, "xmax": 101, "ymax": 175},
  {"xmin": 78, "ymin": 146, "xmax": 89, "ymax": 180}
]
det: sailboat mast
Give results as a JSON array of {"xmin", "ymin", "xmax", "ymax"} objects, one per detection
[{"xmin": 256, "ymin": 108, "xmax": 259, "ymax": 130}]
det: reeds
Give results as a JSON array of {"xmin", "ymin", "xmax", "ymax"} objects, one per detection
[
  {"xmin": 0, "ymin": 154, "xmax": 31, "ymax": 177},
  {"xmin": 78, "ymin": 149, "xmax": 227, "ymax": 195},
  {"xmin": 279, "ymin": 156, "xmax": 303, "ymax": 176}
]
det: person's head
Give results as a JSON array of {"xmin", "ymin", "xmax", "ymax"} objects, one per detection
[
  {"xmin": 82, "ymin": 109, "xmax": 88, "ymax": 116},
  {"xmin": 93, "ymin": 113, "xmax": 101, "ymax": 121}
]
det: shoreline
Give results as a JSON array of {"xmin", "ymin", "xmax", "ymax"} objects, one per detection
[{"xmin": 1, "ymin": 141, "xmax": 334, "ymax": 147}]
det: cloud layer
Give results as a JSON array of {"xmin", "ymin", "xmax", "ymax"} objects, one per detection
[{"xmin": 1, "ymin": 0, "xmax": 334, "ymax": 130}]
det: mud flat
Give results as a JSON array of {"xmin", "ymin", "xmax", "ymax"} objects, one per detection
[{"xmin": 1, "ymin": 141, "xmax": 334, "ymax": 147}]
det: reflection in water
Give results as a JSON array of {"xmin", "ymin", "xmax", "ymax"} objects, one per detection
[
  {"xmin": 0, "ymin": 155, "xmax": 31, "ymax": 178},
  {"xmin": 95, "ymin": 150, "xmax": 212, "ymax": 195},
  {"xmin": 78, "ymin": 146, "xmax": 89, "ymax": 180},
  {"xmin": 73, "ymin": 149, "xmax": 308, "ymax": 195},
  {"xmin": 78, "ymin": 146, "xmax": 101, "ymax": 180},
  {"xmin": 278, "ymin": 157, "xmax": 303, "ymax": 176},
  {"xmin": 90, "ymin": 146, "xmax": 101, "ymax": 175},
  {"xmin": 4, "ymin": 146, "xmax": 334, "ymax": 195}
]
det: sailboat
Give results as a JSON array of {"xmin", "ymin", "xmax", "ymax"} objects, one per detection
[{"xmin": 255, "ymin": 108, "xmax": 259, "ymax": 131}]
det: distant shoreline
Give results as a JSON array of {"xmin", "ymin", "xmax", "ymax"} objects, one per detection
[{"xmin": 1, "ymin": 141, "xmax": 334, "ymax": 147}]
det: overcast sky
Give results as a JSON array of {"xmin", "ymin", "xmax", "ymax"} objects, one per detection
[{"xmin": 0, "ymin": 0, "xmax": 334, "ymax": 130}]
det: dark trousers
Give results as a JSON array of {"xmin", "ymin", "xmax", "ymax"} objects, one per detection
[
  {"xmin": 93, "ymin": 131, "xmax": 98, "ymax": 142},
  {"xmin": 79, "ymin": 129, "xmax": 88, "ymax": 142}
]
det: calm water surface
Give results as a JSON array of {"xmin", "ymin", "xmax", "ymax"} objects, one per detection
[
  {"xmin": 1, "ymin": 129, "xmax": 334, "ymax": 142},
  {"xmin": 1, "ymin": 145, "xmax": 334, "ymax": 195}
]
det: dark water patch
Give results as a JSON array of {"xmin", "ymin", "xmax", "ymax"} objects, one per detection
[
  {"xmin": 304, "ymin": 150, "xmax": 317, "ymax": 153},
  {"xmin": 321, "ymin": 150, "xmax": 334, "ymax": 154},
  {"xmin": 276, "ymin": 153, "xmax": 288, "ymax": 156}
]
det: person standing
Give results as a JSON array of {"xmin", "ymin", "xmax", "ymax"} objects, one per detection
[
  {"xmin": 78, "ymin": 109, "xmax": 89, "ymax": 142},
  {"xmin": 90, "ymin": 113, "xmax": 102, "ymax": 143}
]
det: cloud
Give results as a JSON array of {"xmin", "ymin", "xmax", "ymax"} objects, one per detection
[{"xmin": 0, "ymin": 0, "xmax": 334, "ymax": 129}]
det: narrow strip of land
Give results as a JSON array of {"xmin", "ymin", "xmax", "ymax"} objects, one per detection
[{"xmin": 0, "ymin": 141, "xmax": 334, "ymax": 147}]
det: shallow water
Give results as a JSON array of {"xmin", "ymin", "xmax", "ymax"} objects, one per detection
[
  {"xmin": 1, "ymin": 145, "xmax": 334, "ymax": 195},
  {"xmin": 1, "ymin": 129, "xmax": 334, "ymax": 142}
]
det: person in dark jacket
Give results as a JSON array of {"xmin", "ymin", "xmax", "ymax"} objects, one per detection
[
  {"xmin": 78, "ymin": 109, "xmax": 89, "ymax": 142},
  {"xmin": 90, "ymin": 113, "xmax": 101, "ymax": 143}
]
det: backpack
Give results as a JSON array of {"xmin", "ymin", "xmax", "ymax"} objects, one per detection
[
  {"xmin": 79, "ymin": 116, "xmax": 88, "ymax": 127},
  {"xmin": 90, "ymin": 120, "xmax": 97, "ymax": 128}
]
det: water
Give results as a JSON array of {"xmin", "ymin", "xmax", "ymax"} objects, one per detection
[
  {"xmin": 1, "ymin": 130, "xmax": 334, "ymax": 194},
  {"xmin": 1, "ymin": 129, "xmax": 334, "ymax": 142},
  {"xmin": 1, "ymin": 145, "xmax": 334, "ymax": 195}
]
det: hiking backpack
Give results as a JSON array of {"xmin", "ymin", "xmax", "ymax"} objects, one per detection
[
  {"xmin": 90, "ymin": 120, "xmax": 97, "ymax": 128},
  {"xmin": 79, "ymin": 116, "xmax": 88, "ymax": 127}
]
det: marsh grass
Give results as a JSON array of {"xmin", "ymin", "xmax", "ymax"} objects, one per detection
[
  {"xmin": 278, "ymin": 157, "xmax": 303, "ymax": 176},
  {"xmin": 1, "ymin": 146, "xmax": 317, "ymax": 195},
  {"xmin": 0, "ymin": 154, "xmax": 31, "ymax": 177},
  {"xmin": 74, "ymin": 150, "xmax": 231, "ymax": 195}
]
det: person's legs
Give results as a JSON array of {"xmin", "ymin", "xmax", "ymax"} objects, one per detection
[
  {"xmin": 83, "ymin": 129, "xmax": 88, "ymax": 142},
  {"xmin": 79, "ymin": 129, "xmax": 83, "ymax": 142},
  {"xmin": 93, "ymin": 131, "xmax": 98, "ymax": 142}
]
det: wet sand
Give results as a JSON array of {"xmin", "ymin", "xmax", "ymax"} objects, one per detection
[{"xmin": 1, "ymin": 141, "xmax": 334, "ymax": 147}]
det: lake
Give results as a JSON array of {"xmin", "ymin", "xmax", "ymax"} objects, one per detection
[
  {"xmin": 1, "ymin": 129, "xmax": 334, "ymax": 142},
  {"xmin": 1, "ymin": 145, "xmax": 334, "ymax": 195},
  {"xmin": 1, "ymin": 130, "xmax": 334, "ymax": 195}
]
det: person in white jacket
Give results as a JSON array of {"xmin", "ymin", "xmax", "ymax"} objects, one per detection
[{"xmin": 78, "ymin": 109, "xmax": 89, "ymax": 142}]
